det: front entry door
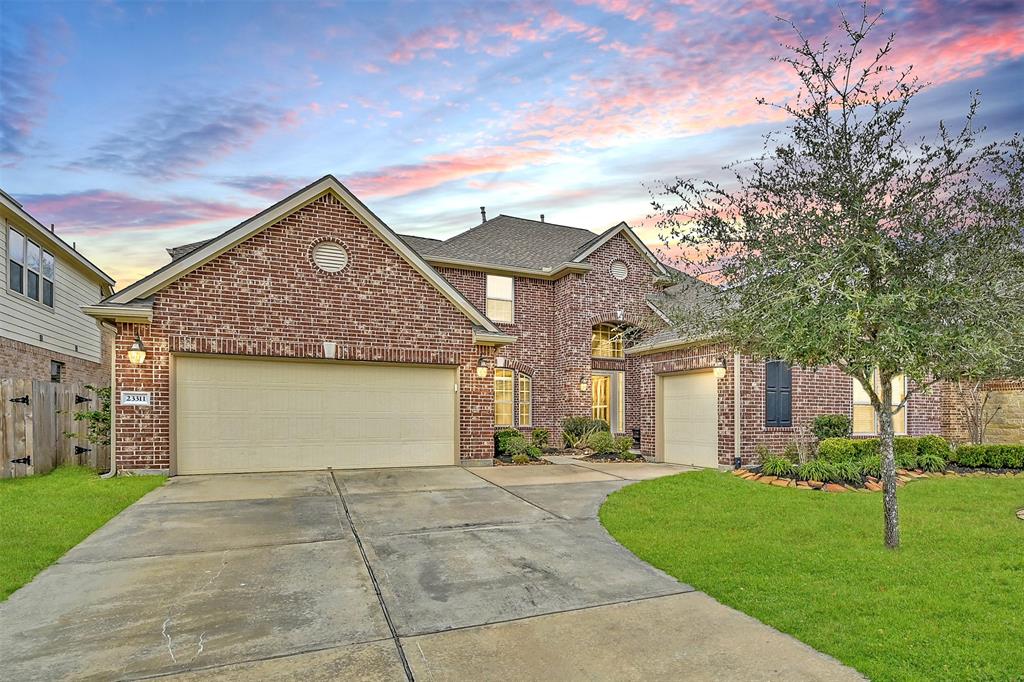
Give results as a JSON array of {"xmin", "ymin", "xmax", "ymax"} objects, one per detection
[{"xmin": 592, "ymin": 371, "xmax": 624, "ymax": 433}]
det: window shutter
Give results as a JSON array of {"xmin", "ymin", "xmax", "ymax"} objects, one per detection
[{"xmin": 765, "ymin": 361, "xmax": 793, "ymax": 427}]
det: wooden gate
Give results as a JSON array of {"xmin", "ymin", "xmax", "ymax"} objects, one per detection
[{"xmin": 0, "ymin": 380, "xmax": 110, "ymax": 479}]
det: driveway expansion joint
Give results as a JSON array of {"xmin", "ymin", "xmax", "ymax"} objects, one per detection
[
  {"xmin": 330, "ymin": 469, "xmax": 416, "ymax": 682},
  {"xmin": 462, "ymin": 466, "xmax": 570, "ymax": 519}
]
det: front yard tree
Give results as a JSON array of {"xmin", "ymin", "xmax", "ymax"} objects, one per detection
[{"xmin": 653, "ymin": 5, "xmax": 1024, "ymax": 548}]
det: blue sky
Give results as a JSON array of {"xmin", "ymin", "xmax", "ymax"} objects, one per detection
[{"xmin": 2, "ymin": 0, "xmax": 1022, "ymax": 285}]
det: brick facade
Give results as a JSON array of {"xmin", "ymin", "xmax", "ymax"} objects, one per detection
[
  {"xmin": 0, "ymin": 334, "xmax": 111, "ymax": 385},
  {"xmin": 437, "ymin": 233, "xmax": 660, "ymax": 446},
  {"xmin": 633, "ymin": 343, "xmax": 946, "ymax": 466},
  {"xmin": 940, "ymin": 379, "xmax": 1024, "ymax": 445},
  {"xmin": 112, "ymin": 193, "xmax": 494, "ymax": 471}
]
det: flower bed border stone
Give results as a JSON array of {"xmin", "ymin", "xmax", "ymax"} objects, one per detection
[{"xmin": 731, "ymin": 466, "xmax": 1024, "ymax": 492}]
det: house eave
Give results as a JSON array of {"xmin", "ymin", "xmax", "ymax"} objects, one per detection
[
  {"xmin": 424, "ymin": 255, "xmax": 592, "ymax": 279},
  {"xmin": 473, "ymin": 331, "xmax": 518, "ymax": 347},
  {"xmin": 626, "ymin": 333, "xmax": 722, "ymax": 356},
  {"xmin": 82, "ymin": 304, "xmax": 154, "ymax": 324}
]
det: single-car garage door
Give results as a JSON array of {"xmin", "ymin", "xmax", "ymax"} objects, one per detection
[
  {"xmin": 174, "ymin": 356, "xmax": 457, "ymax": 474},
  {"xmin": 659, "ymin": 371, "xmax": 719, "ymax": 468}
]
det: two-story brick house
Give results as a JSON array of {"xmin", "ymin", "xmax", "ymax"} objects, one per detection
[
  {"xmin": 85, "ymin": 176, "xmax": 946, "ymax": 474},
  {"xmin": 1, "ymin": 189, "xmax": 115, "ymax": 384}
]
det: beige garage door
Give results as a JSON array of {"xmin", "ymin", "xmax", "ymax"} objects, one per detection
[
  {"xmin": 175, "ymin": 356, "xmax": 457, "ymax": 474},
  {"xmin": 660, "ymin": 371, "xmax": 719, "ymax": 468}
]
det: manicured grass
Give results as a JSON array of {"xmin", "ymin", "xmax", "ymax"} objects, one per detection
[
  {"xmin": 0, "ymin": 466, "xmax": 163, "ymax": 601},
  {"xmin": 600, "ymin": 470, "xmax": 1024, "ymax": 681}
]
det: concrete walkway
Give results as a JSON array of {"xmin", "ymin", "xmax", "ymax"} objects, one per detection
[{"xmin": 0, "ymin": 462, "xmax": 863, "ymax": 681}]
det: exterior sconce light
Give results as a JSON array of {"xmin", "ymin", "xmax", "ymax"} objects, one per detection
[
  {"xmin": 477, "ymin": 357, "xmax": 488, "ymax": 379},
  {"xmin": 712, "ymin": 357, "xmax": 727, "ymax": 379},
  {"xmin": 322, "ymin": 341, "xmax": 337, "ymax": 359},
  {"xmin": 579, "ymin": 376, "xmax": 588, "ymax": 392},
  {"xmin": 127, "ymin": 335, "xmax": 147, "ymax": 365}
]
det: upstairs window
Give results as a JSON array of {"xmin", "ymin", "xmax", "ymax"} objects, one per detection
[
  {"xmin": 852, "ymin": 372, "xmax": 907, "ymax": 435},
  {"xmin": 764, "ymin": 360, "xmax": 793, "ymax": 427},
  {"xmin": 591, "ymin": 324, "xmax": 624, "ymax": 358},
  {"xmin": 8, "ymin": 226, "xmax": 55, "ymax": 308},
  {"xmin": 486, "ymin": 275, "xmax": 514, "ymax": 323}
]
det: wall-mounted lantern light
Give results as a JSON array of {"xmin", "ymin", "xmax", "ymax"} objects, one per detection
[
  {"xmin": 578, "ymin": 375, "xmax": 589, "ymax": 392},
  {"xmin": 477, "ymin": 357, "xmax": 488, "ymax": 379},
  {"xmin": 127, "ymin": 335, "xmax": 147, "ymax": 365},
  {"xmin": 712, "ymin": 357, "xmax": 727, "ymax": 379}
]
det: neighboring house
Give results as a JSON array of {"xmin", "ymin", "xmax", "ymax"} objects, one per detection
[
  {"xmin": 84, "ymin": 175, "xmax": 947, "ymax": 474},
  {"xmin": 1, "ymin": 189, "xmax": 115, "ymax": 385}
]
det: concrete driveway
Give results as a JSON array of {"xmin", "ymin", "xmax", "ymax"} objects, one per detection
[{"xmin": 0, "ymin": 461, "xmax": 862, "ymax": 681}]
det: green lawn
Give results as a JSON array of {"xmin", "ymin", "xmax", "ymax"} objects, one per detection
[
  {"xmin": 600, "ymin": 470, "xmax": 1024, "ymax": 682},
  {"xmin": 0, "ymin": 466, "xmax": 163, "ymax": 601}
]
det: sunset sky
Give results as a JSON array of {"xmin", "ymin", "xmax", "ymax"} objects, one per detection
[{"xmin": 2, "ymin": 0, "xmax": 1022, "ymax": 287}]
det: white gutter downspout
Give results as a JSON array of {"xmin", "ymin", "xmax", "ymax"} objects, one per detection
[
  {"xmin": 100, "ymin": 328, "xmax": 117, "ymax": 479},
  {"xmin": 733, "ymin": 352, "xmax": 742, "ymax": 467}
]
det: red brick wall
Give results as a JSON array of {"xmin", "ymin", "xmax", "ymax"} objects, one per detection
[
  {"xmin": 634, "ymin": 344, "xmax": 945, "ymax": 465},
  {"xmin": 113, "ymin": 192, "xmax": 494, "ymax": 471},
  {"xmin": 436, "ymin": 232, "xmax": 661, "ymax": 445},
  {"xmin": 0, "ymin": 333, "xmax": 111, "ymax": 385}
]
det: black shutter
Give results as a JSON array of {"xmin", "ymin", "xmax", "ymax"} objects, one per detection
[{"xmin": 765, "ymin": 361, "xmax": 793, "ymax": 427}]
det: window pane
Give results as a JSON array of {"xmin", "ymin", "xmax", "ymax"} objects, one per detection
[
  {"xmin": 495, "ymin": 369, "xmax": 513, "ymax": 426},
  {"xmin": 27, "ymin": 271, "xmax": 39, "ymax": 300},
  {"xmin": 518, "ymin": 376, "xmax": 532, "ymax": 426},
  {"xmin": 852, "ymin": 378, "xmax": 871, "ymax": 404},
  {"xmin": 591, "ymin": 325, "xmax": 624, "ymax": 358},
  {"xmin": 42, "ymin": 251, "xmax": 55, "ymax": 279},
  {"xmin": 487, "ymin": 298, "xmax": 513, "ymax": 322},
  {"xmin": 10, "ymin": 229, "xmax": 24, "ymax": 264},
  {"xmin": 853, "ymin": 405, "xmax": 876, "ymax": 434},
  {"xmin": 42, "ymin": 279, "xmax": 53, "ymax": 307},
  {"xmin": 486, "ymin": 274, "xmax": 513, "ymax": 300},
  {"xmin": 893, "ymin": 407, "xmax": 907, "ymax": 435},
  {"xmin": 9, "ymin": 261, "xmax": 23, "ymax": 293},
  {"xmin": 26, "ymin": 241, "xmax": 40, "ymax": 272},
  {"xmin": 892, "ymin": 375, "xmax": 906, "ymax": 404}
]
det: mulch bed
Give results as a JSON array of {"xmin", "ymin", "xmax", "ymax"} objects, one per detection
[
  {"xmin": 582, "ymin": 454, "xmax": 645, "ymax": 463},
  {"xmin": 494, "ymin": 456, "xmax": 552, "ymax": 466},
  {"xmin": 733, "ymin": 466, "xmax": 1024, "ymax": 493}
]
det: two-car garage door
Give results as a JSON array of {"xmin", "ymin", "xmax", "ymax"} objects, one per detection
[
  {"xmin": 174, "ymin": 356, "xmax": 457, "ymax": 474},
  {"xmin": 659, "ymin": 371, "xmax": 719, "ymax": 468}
]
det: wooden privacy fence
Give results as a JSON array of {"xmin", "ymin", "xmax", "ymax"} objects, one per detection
[{"xmin": 0, "ymin": 379, "xmax": 110, "ymax": 479}]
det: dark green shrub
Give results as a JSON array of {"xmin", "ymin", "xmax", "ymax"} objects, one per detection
[
  {"xmin": 614, "ymin": 435, "xmax": 634, "ymax": 456},
  {"xmin": 531, "ymin": 428, "xmax": 550, "ymax": 449},
  {"xmin": 953, "ymin": 444, "xmax": 986, "ymax": 467},
  {"xmin": 833, "ymin": 459, "xmax": 864, "ymax": 485},
  {"xmin": 917, "ymin": 435, "xmax": 951, "ymax": 461},
  {"xmin": 917, "ymin": 450, "xmax": 946, "ymax": 472},
  {"xmin": 860, "ymin": 454, "xmax": 882, "ymax": 479},
  {"xmin": 760, "ymin": 454, "xmax": 796, "ymax": 477},
  {"xmin": 894, "ymin": 437, "xmax": 920, "ymax": 469},
  {"xmin": 853, "ymin": 438, "xmax": 880, "ymax": 458},
  {"xmin": 587, "ymin": 430, "xmax": 618, "ymax": 455},
  {"xmin": 495, "ymin": 428, "xmax": 524, "ymax": 455},
  {"xmin": 812, "ymin": 414, "xmax": 852, "ymax": 440},
  {"xmin": 621, "ymin": 449, "xmax": 638, "ymax": 461},
  {"xmin": 526, "ymin": 445, "xmax": 543, "ymax": 460},
  {"xmin": 817, "ymin": 438, "xmax": 859, "ymax": 462},
  {"xmin": 562, "ymin": 417, "xmax": 609, "ymax": 448},
  {"xmin": 797, "ymin": 458, "xmax": 838, "ymax": 482},
  {"xmin": 1003, "ymin": 445, "xmax": 1024, "ymax": 469},
  {"xmin": 511, "ymin": 453, "xmax": 530, "ymax": 465},
  {"xmin": 505, "ymin": 436, "xmax": 529, "ymax": 459}
]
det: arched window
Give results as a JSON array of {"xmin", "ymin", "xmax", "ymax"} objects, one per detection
[{"xmin": 591, "ymin": 324, "xmax": 624, "ymax": 358}]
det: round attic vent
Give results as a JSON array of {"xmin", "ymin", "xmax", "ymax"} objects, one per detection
[
  {"xmin": 312, "ymin": 241, "xmax": 349, "ymax": 273},
  {"xmin": 610, "ymin": 260, "xmax": 629, "ymax": 280}
]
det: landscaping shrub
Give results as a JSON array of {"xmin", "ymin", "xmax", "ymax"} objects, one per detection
[
  {"xmin": 812, "ymin": 414, "xmax": 852, "ymax": 440},
  {"xmin": 953, "ymin": 444, "xmax": 1024, "ymax": 469},
  {"xmin": 511, "ymin": 453, "xmax": 530, "ymax": 464},
  {"xmin": 894, "ymin": 437, "xmax": 920, "ymax": 469},
  {"xmin": 505, "ymin": 436, "xmax": 529, "ymax": 459},
  {"xmin": 760, "ymin": 454, "xmax": 796, "ymax": 477},
  {"xmin": 817, "ymin": 438, "xmax": 859, "ymax": 462},
  {"xmin": 797, "ymin": 458, "xmax": 838, "ymax": 483},
  {"xmin": 621, "ymin": 450, "xmax": 638, "ymax": 461},
  {"xmin": 860, "ymin": 454, "xmax": 882, "ymax": 479},
  {"xmin": 833, "ymin": 459, "xmax": 864, "ymax": 485},
  {"xmin": 587, "ymin": 430, "xmax": 618, "ymax": 455},
  {"xmin": 782, "ymin": 442, "xmax": 801, "ymax": 463},
  {"xmin": 1004, "ymin": 445, "xmax": 1024, "ymax": 469},
  {"xmin": 531, "ymin": 428, "xmax": 550, "ymax": 449},
  {"xmin": 916, "ymin": 450, "xmax": 946, "ymax": 472},
  {"xmin": 614, "ymin": 435, "xmax": 634, "ymax": 456},
  {"xmin": 952, "ymin": 444, "xmax": 986, "ymax": 468},
  {"xmin": 562, "ymin": 417, "xmax": 609, "ymax": 448},
  {"xmin": 526, "ymin": 445, "xmax": 543, "ymax": 460},
  {"xmin": 917, "ymin": 435, "xmax": 951, "ymax": 461},
  {"xmin": 495, "ymin": 428, "xmax": 524, "ymax": 455},
  {"xmin": 853, "ymin": 438, "xmax": 880, "ymax": 458}
]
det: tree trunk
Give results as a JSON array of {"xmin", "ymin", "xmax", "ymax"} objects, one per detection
[{"xmin": 878, "ymin": 376, "xmax": 900, "ymax": 549}]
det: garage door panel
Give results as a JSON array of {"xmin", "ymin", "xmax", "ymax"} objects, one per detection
[
  {"xmin": 661, "ymin": 371, "xmax": 719, "ymax": 468},
  {"xmin": 175, "ymin": 357, "xmax": 457, "ymax": 474}
]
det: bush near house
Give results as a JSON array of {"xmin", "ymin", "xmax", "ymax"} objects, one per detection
[
  {"xmin": 531, "ymin": 428, "xmax": 550, "ymax": 449},
  {"xmin": 811, "ymin": 414, "xmax": 852, "ymax": 440},
  {"xmin": 950, "ymin": 444, "xmax": 1024, "ymax": 469},
  {"xmin": 561, "ymin": 416, "xmax": 609, "ymax": 448}
]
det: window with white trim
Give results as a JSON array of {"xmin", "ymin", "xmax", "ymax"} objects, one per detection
[
  {"xmin": 486, "ymin": 275, "xmax": 514, "ymax": 323},
  {"xmin": 518, "ymin": 375, "xmax": 532, "ymax": 426},
  {"xmin": 495, "ymin": 368, "xmax": 514, "ymax": 426},
  {"xmin": 591, "ymin": 324, "xmax": 624, "ymax": 358},
  {"xmin": 852, "ymin": 371, "xmax": 907, "ymax": 435},
  {"xmin": 7, "ymin": 226, "xmax": 55, "ymax": 308}
]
